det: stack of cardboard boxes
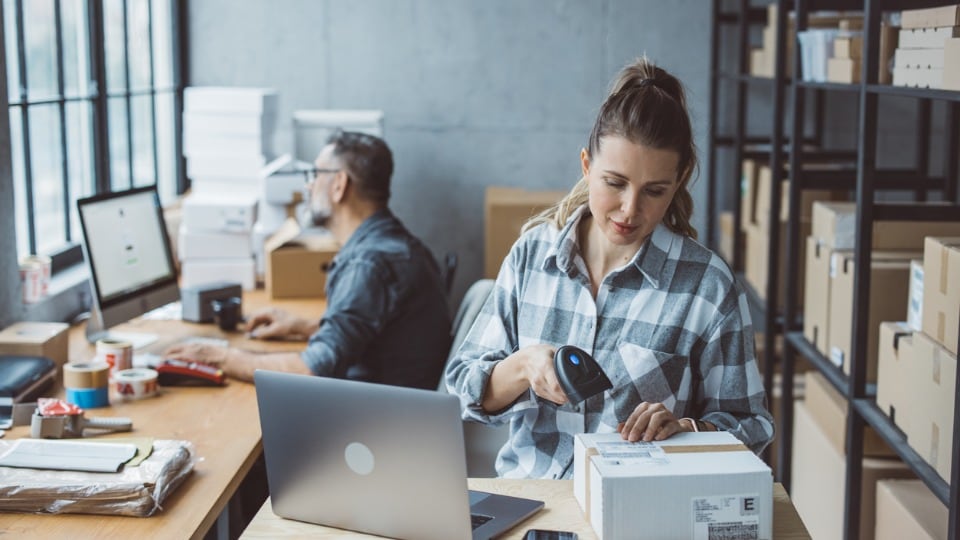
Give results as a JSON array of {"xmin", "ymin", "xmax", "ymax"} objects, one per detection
[
  {"xmin": 827, "ymin": 31, "xmax": 862, "ymax": 83},
  {"xmin": 894, "ymin": 4, "xmax": 960, "ymax": 89},
  {"xmin": 483, "ymin": 187, "xmax": 565, "ymax": 279},
  {"xmin": 178, "ymin": 87, "xmax": 280, "ymax": 290}
]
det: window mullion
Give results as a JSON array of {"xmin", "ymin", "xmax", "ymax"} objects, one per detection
[
  {"xmin": 53, "ymin": 0, "xmax": 70, "ymax": 241},
  {"xmin": 89, "ymin": 0, "xmax": 110, "ymax": 193},
  {"xmin": 14, "ymin": 0, "xmax": 35, "ymax": 255},
  {"xmin": 173, "ymin": 0, "xmax": 185, "ymax": 194},
  {"xmin": 121, "ymin": 0, "xmax": 132, "ymax": 187}
]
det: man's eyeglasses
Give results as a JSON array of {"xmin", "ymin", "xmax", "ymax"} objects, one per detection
[{"xmin": 270, "ymin": 167, "xmax": 341, "ymax": 184}]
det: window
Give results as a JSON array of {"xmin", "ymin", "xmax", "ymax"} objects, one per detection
[{"xmin": 3, "ymin": 0, "xmax": 182, "ymax": 267}]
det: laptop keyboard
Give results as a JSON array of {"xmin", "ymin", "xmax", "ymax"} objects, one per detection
[{"xmin": 471, "ymin": 513, "xmax": 493, "ymax": 530}]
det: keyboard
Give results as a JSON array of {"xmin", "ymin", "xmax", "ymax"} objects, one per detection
[{"xmin": 471, "ymin": 513, "xmax": 493, "ymax": 530}]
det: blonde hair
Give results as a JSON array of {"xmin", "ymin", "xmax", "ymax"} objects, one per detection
[{"xmin": 524, "ymin": 56, "xmax": 699, "ymax": 238}]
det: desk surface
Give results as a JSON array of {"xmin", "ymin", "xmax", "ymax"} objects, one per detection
[
  {"xmin": 0, "ymin": 291, "xmax": 323, "ymax": 540},
  {"xmin": 241, "ymin": 480, "xmax": 811, "ymax": 539}
]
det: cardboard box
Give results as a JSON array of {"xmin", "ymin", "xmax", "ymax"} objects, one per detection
[
  {"xmin": 893, "ymin": 66, "xmax": 944, "ymax": 89},
  {"xmin": 718, "ymin": 210, "xmax": 741, "ymax": 266},
  {"xmin": 834, "ymin": 35, "xmax": 862, "ymax": 59},
  {"xmin": 879, "ymin": 22, "xmax": 900, "ymax": 85},
  {"xmin": 484, "ymin": 187, "xmax": 565, "ymax": 279},
  {"xmin": 180, "ymin": 258, "xmax": 256, "ymax": 291},
  {"xmin": 827, "ymin": 57, "xmax": 860, "ymax": 83},
  {"xmin": 875, "ymin": 480, "xmax": 949, "ymax": 540},
  {"xmin": 945, "ymin": 38, "xmax": 960, "ymax": 90},
  {"xmin": 0, "ymin": 322, "xmax": 70, "ymax": 382},
  {"xmin": 875, "ymin": 322, "xmax": 915, "ymax": 430},
  {"xmin": 804, "ymin": 236, "xmax": 848, "ymax": 355},
  {"xmin": 791, "ymin": 401, "xmax": 915, "ymax": 540},
  {"xmin": 908, "ymin": 259, "xmax": 924, "ymax": 331},
  {"xmin": 900, "ymin": 27, "xmax": 960, "ymax": 49},
  {"xmin": 751, "ymin": 48, "xmax": 772, "ymax": 78},
  {"xmin": 804, "ymin": 370, "xmax": 895, "ymax": 458},
  {"xmin": 901, "ymin": 4, "xmax": 960, "ymax": 29},
  {"xmin": 178, "ymin": 225, "xmax": 253, "ymax": 261},
  {"xmin": 740, "ymin": 159, "xmax": 760, "ymax": 229},
  {"xmin": 811, "ymin": 202, "xmax": 960, "ymax": 251},
  {"xmin": 265, "ymin": 219, "xmax": 339, "ymax": 299},
  {"xmin": 744, "ymin": 221, "xmax": 811, "ymax": 312},
  {"xmin": 827, "ymin": 251, "xmax": 917, "ymax": 382},
  {"xmin": 181, "ymin": 191, "xmax": 258, "ymax": 233},
  {"xmin": 922, "ymin": 237, "xmax": 960, "ymax": 355},
  {"xmin": 754, "ymin": 166, "xmax": 845, "ymax": 229},
  {"xmin": 573, "ymin": 431, "xmax": 772, "ymax": 540},
  {"xmin": 906, "ymin": 331, "xmax": 957, "ymax": 482},
  {"xmin": 894, "ymin": 47, "xmax": 945, "ymax": 70}
]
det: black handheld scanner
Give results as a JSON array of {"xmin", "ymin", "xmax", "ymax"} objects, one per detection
[{"xmin": 553, "ymin": 345, "xmax": 612, "ymax": 404}]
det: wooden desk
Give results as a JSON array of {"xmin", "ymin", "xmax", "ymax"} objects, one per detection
[
  {"xmin": 241, "ymin": 480, "xmax": 810, "ymax": 539},
  {"xmin": 0, "ymin": 291, "xmax": 324, "ymax": 540}
]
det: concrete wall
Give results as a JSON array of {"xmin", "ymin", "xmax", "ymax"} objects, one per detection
[
  {"xmin": 188, "ymin": 0, "xmax": 712, "ymax": 304},
  {"xmin": 0, "ymin": 9, "xmax": 23, "ymax": 328}
]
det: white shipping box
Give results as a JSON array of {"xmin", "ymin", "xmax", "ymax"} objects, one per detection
[
  {"xmin": 908, "ymin": 259, "xmax": 925, "ymax": 331},
  {"xmin": 187, "ymin": 153, "xmax": 268, "ymax": 181},
  {"xmin": 892, "ymin": 66, "xmax": 944, "ymax": 89},
  {"xmin": 893, "ymin": 47, "xmax": 945, "ymax": 69},
  {"xmin": 177, "ymin": 225, "xmax": 253, "ymax": 261},
  {"xmin": 181, "ymin": 192, "xmax": 258, "ymax": 233},
  {"xmin": 182, "ymin": 110, "xmax": 277, "ymax": 138},
  {"xmin": 180, "ymin": 258, "xmax": 256, "ymax": 291},
  {"xmin": 183, "ymin": 86, "xmax": 278, "ymax": 115},
  {"xmin": 899, "ymin": 26, "xmax": 960, "ymax": 49},
  {"xmin": 574, "ymin": 432, "xmax": 772, "ymax": 540}
]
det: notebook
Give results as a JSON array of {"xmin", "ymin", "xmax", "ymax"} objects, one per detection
[{"xmin": 254, "ymin": 370, "xmax": 544, "ymax": 540}]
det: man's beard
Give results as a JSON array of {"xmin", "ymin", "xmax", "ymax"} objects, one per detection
[{"xmin": 310, "ymin": 194, "xmax": 332, "ymax": 228}]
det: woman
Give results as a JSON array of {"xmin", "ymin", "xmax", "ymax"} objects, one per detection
[{"xmin": 445, "ymin": 57, "xmax": 774, "ymax": 480}]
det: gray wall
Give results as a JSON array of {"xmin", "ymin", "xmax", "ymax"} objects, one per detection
[{"xmin": 188, "ymin": 0, "xmax": 711, "ymax": 304}]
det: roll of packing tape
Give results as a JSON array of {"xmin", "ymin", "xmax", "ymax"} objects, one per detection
[
  {"xmin": 114, "ymin": 368, "xmax": 159, "ymax": 401},
  {"xmin": 96, "ymin": 338, "xmax": 133, "ymax": 376},
  {"xmin": 63, "ymin": 362, "xmax": 111, "ymax": 389},
  {"xmin": 65, "ymin": 386, "xmax": 110, "ymax": 409}
]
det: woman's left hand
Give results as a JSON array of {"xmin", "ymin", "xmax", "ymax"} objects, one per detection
[{"xmin": 617, "ymin": 401, "xmax": 690, "ymax": 442}]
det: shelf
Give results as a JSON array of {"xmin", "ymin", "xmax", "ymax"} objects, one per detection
[
  {"xmin": 784, "ymin": 332, "xmax": 877, "ymax": 397},
  {"xmin": 853, "ymin": 398, "xmax": 950, "ymax": 505},
  {"xmin": 866, "ymin": 84, "xmax": 960, "ymax": 103},
  {"xmin": 795, "ymin": 80, "xmax": 860, "ymax": 93}
]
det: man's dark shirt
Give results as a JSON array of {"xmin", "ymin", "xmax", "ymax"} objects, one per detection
[{"xmin": 301, "ymin": 209, "xmax": 452, "ymax": 389}]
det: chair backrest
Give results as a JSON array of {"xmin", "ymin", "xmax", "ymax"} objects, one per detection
[{"xmin": 443, "ymin": 279, "xmax": 495, "ymax": 389}]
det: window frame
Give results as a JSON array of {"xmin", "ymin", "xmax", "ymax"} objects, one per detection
[{"xmin": 4, "ymin": 0, "xmax": 186, "ymax": 272}]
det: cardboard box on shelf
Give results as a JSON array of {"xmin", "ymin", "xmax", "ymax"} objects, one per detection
[
  {"xmin": 906, "ymin": 331, "xmax": 957, "ymax": 483},
  {"xmin": 791, "ymin": 400, "xmax": 915, "ymax": 540},
  {"xmin": 875, "ymin": 321, "xmax": 915, "ymax": 430},
  {"xmin": 899, "ymin": 26, "xmax": 960, "ymax": 49},
  {"xmin": 827, "ymin": 251, "xmax": 917, "ymax": 382},
  {"xmin": 875, "ymin": 480, "xmax": 949, "ymax": 540},
  {"xmin": 894, "ymin": 47, "xmax": 945, "ymax": 70},
  {"xmin": 265, "ymin": 218, "xmax": 339, "ymax": 299},
  {"xmin": 908, "ymin": 259, "xmax": 924, "ymax": 331},
  {"xmin": 740, "ymin": 159, "xmax": 761, "ymax": 230},
  {"xmin": 573, "ymin": 431, "xmax": 772, "ymax": 540},
  {"xmin": 743, "ymin": 221, "xmax": 812, "ymax": 312},
  {"xmin": 944, "ymin": 38, "xmax": 960, "ymax": 90},
  {"xmin": 811, "ymin": 202, "xmax": 960, "ymax": 251},
  {"xmin": 901, "ymin": 4, "xmax": 960, "ymax": 29},
  {"xmin": 893, "ymin": 66, "xmax": 944, "ymax": 89},
  {"xmin": 718, "ymin": 210, "xmax": 742, "ymax": 266},
  {"xmin": 0, "ymin": 322, "xmax": 70, "ymax": 381},
  {"xmin": 922, "ymin": 237, "xmax": 960, "ymax": 355},
  {"xmin": 879, "ymin": 22, "xmax": 900, "ymax": 85},
  {"xmin": 804, "ymin": 370, "xmax": 895, "ymax": 458},
  {"xmin": 827, "ymin": 57, "xmax": 860, "ymax": 83},
  {"xmin": 834, "ymin": 35, "xmax": 863, "ymax": 59},
  {"xmin": 750, "ymin": 48, "xmax": 772, "ymax": 78},
  {"xmin": 804, "ymin": 236, "xmax": 848, "ymax": 356},
  {"xmin": 484, "ymin": 187, "xmax": 565, "ymax": 279},
  {"xmin": 754, "ymin": 166, "xmax": 845, "ymax": 228}
]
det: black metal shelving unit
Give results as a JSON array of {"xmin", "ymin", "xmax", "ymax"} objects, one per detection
[{"xmin": 710, "ymin": 1, "xmax": 960, "ymax": 539}]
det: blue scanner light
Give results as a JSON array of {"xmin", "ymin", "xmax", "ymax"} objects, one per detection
[{"xmin": 569, "ymin": 353, "xmax": 580, "ymax": 365}]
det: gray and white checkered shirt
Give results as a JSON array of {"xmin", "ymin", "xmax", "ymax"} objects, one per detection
[{"xmin": 445, "ymin": 205, "xmax": 774, "ymax": 479}]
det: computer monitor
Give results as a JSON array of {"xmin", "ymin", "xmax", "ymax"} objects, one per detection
[{"xmin": 76, "ymin": 185, "xmax": 180, "ymax": 346}]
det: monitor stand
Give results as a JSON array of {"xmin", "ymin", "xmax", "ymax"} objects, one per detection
[{"xmin": 84, "ymin": 305, "xmax": 159, "ymax": 350}]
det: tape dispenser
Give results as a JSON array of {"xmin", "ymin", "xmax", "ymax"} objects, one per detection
[{"xmin": 30, "ymin": 398, "xmax": 132, "ymax": 439}]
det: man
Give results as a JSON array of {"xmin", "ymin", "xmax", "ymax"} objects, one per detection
[{"xmin": 165, "ymin": 131, "xmax": 452, "ymax": 390}]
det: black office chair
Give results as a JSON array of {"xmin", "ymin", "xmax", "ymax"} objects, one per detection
[{"xmin": 442, "ymin": 252, "xmax": 458, "ymax": 296}]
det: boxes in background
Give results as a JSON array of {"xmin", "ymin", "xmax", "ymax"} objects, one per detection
[
  {"xmin": 875, "ymin": 480, "xmax": 949, "ymax": 540},
  {"xmin": 718, "ymin": 210, "xmax": 741, "ymax": 266},
  {"xmin": 265, "ymin": 219, "xmax": 339, "ymax": 299},
  {"xmin": 906, "ymin": 331, "xmax": 956, "ymax": 483},
  {"xmin": 177, "ymin": 225, "xmax": 253, "ymax": 261},
  {"xmin": 804, "ymin": 236, "xmax": 846, "ymax": 355},
  {"xmin": 804, "ymin": 370, "xmax": 895, "ymax": 457},
  {"xmin": 811, "ymin": 202, "xmax": 960, "ymax": 251},
  {"xmin": 900, "ymin": 4, "xmax": 960, "ymax": 29},
  {"xmin": 922, "ymin": 237, "xmax": 960, "ymax": 355},
  {"xmin": 834, "ymin": 35, "xmax": 862, "ymax": 59},
  {"xmin": 908, "ymin": 259, "xmax": 925, "ymax": 331},
  {"xmin": 875, "ymin": 322, "xmax": 915, "ymax": 430},
  {"xmin": 754, "ymin": 166, "xmax": 845, "ymax": 228},
  {"xmin": 180, "ymin": 258, "xmax": 256, "ymax": 291},
  {"xmin": 827, "ymin": 57, "xmax": 859, "ymax": 83},
  {"xmin": 827, "ymin": 251, "xmax": 916, "ymax": 382},
  {"xmin": 899, "ymin": 26, "xmax": 960, "ymax": 49},
  {"xmin": 744, "ymin": 221, "xmax": 811, "ymax": 312},
  {"xmin": 740, "ymin": 159, "xmax": 760, "ymax": 229},
  {"xmin": 573, "ymin": 431, "xmax": 772, "ymax": 540},
  {"xmin": 791, "ymin": 400, "xmax": 915, "ymax": 540},
  {"xmin": 181, "ymin": 192, "xmax": 259, "ymax": 233},
  {"xmin": 893, "ymin": 66, "xmax": 944, "ymax": 88},
  {"xmin": 944, "ymin": 38, "xmax": 960, "ymax": 90},
  {"xmin": 484, "ymin": 187, "xmax": 565, "ymax": 279},
  {"xmin": 0, "ymin": 322, "xmax": 70, "ymax": 381}
]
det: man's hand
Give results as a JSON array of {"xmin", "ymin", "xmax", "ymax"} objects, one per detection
[
  {"xmin": 163, "ymin": 342, "xmax": 232, "ymax": 369},
  {"xmin": 617, "ymin": 402, "xmax": 689, "ymax": 442},
  {"xmin": 244, "ymin": 308, "xmax": 315, "ymax": 340}
]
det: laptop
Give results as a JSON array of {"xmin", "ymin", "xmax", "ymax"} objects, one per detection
[{"xmin": 254, "ymin": 370, "xmax": 544, "ymax": 540}]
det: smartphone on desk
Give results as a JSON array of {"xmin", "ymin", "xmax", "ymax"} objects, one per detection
[{"xmin": 523, "ymin": 530, "xmax": 578, "ymax": 540}]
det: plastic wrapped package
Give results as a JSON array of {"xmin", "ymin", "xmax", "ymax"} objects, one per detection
[{"xmin": 0, "ymin": 439, "xmax": 196, "ymax": 517}]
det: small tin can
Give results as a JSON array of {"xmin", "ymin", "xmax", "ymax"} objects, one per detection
[{"xmin": 19, "ymin": 255, "xmax": 51, "ymax": 304}]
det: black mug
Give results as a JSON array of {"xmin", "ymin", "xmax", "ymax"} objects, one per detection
[{"xmin": 211, "ymin": 297, "xmax": 242, "ymax": 332}]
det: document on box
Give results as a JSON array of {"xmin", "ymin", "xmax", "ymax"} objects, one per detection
[
  {"xmin": 595, "ymin": 440, "xmax": 669, "ymax": 466},
  {"xmin": 692, "ymin": 494, "xmax": 761, "ymax": 540},
  {"xmin": 0, "ymin": 438, "xmax": 137, "ymax": 473}
]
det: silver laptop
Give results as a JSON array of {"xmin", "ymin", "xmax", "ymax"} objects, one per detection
[{"xmin": 254, "ymin": 370, "xmax": 544, "ymax": 540}]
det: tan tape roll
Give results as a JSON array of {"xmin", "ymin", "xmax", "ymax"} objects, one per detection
[
  {"xmin": 96, "ymin": 338, "xmax": 133, "ymax": 375},
  {"xmin": 113, "ymin": 368, "xmax": 159, "ymax": 401},
  {"xmin": 63, "ymin": 362, "xmax": 111, "ymax": 388}
]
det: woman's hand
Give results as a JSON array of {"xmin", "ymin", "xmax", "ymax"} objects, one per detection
[
  {"xmin": 617, "ymin": 402, "xmax": 690, "ymax": 442},
  {"xmin": 520, "ymin": 344, "xmax": 566, "ymax": 405}
]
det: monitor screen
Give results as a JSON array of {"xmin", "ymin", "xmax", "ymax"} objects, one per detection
[{"xmin": 77, "ymin": 185, "xmax": 180, "ymax": 343}]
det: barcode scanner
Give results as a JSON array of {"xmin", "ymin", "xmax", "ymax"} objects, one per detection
[{"xmin": 553, "ymin": 345, "xmax": 612, "ymax": 404}]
